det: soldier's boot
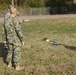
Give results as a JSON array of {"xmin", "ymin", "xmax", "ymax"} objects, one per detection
[
  {"xmin": 15, "ymin": 65, "xmax": 24, "ymax": 71},
  {"xmin": 8, "ymin": 61, "xmax": 12, "ymax": 68}
]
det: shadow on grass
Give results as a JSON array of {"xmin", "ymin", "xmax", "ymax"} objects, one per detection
[
  {"xmin": 63, "ymin": 44, "xmax": 76, "ymax": 51},
  {"xmin": 0, "ymin": 42, "xmax": 8, "ymax": 63}
]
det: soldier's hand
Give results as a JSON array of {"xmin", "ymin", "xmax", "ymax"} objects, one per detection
[{"xmin": 22, "ymin": 41, "xmax": 25, "ymax": 46}]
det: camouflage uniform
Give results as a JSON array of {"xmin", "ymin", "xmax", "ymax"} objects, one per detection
[{"xmin": 3, "ymin": 14, "xmax": 23, "ymax": 66}]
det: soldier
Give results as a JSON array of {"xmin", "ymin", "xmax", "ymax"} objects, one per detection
[
  {"xmin": 3, "ymin": 5, "xmax": 14, "ymax": 49},
  {"xmin": 3, "ymin": 5, "xmax": 24, "ymax": 71}
]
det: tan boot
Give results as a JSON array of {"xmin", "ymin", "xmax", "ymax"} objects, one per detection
[
  {"xmin": 15, "ymin": 65, "xmax": 24, "ymax": 71},
  {"xmin": 7, "ymin": 61, "xmax": 12, "ymax": 68}
]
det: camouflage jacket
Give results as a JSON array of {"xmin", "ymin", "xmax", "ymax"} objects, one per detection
[{"xmin": 3, "ymin": 14, "xmax": 23, "ymax": 46}]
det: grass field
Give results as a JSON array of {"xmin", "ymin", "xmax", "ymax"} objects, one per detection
[{"xmin": 0, "ymin": 18, "xmax": 76, "ymax": 75}]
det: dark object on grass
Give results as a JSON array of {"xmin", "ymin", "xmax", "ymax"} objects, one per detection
[
  {"xmin": 43, "ymin": 37, "xmax": 50, "ymax": 42},
  {"xmin": 49, "ymin": 41, "xmax": 62, "ymax": 46},
  {"xmin": 43, "ymin": 37, "xmax": 63, "ymax": 46}
]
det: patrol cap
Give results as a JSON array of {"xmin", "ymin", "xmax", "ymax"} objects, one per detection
[{"xmin": 8, "ymin": 5, "xmax": 14, "ymax": 9}]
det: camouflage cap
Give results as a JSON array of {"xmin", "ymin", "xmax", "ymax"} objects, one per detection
[{"xmin": 8, "ymin": 5, "xmax": 14, "ymax": 9}]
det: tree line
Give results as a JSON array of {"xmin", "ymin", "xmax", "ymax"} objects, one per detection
[{"xmin": 0, "ymin": 0, "xmax": 76, "ymax": 9}]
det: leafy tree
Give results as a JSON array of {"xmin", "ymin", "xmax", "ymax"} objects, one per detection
[
  {"xmin": 0, "ymin": 0, "xmax": 75, "ymax": 9},
  {"xmin": 0, "ymin": 0, "xmax": 11, "ymax": 4},
  {"xmin": 0, "ymin": 0, "xmax": 11, "ymax": 9},
  {"xmin": 16, "ymin": 0, "xmax": 26, "ymax": 7},
  {"xmin": 45, "ymin": 0, "xmax": 66, "ymax": 7},
  {"xmin": 25, "ymin": 0, "xmax": 45, "ymax": 7}
]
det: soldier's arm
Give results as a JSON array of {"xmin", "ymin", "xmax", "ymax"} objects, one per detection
[
  {"xmin": 2, "ymin": 13, "xmax": 10, "ymax": 40},
  {"xmin": 2, "ymin": 24, "xmax": 6, "ymax": 41},
  {"xmin": 2, "ymin": 16, "xmax": 8, "ymax": 42},
  {"xmin": 14, "ymin": 19, "xmax": 24, "ymax": 43}
]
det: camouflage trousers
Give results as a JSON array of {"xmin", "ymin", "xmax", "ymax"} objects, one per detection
[{"xmin": 6, "ymin": 44, "xmax": 21, "ymax": 66}]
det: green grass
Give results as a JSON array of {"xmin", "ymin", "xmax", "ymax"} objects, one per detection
[{"xmin": 0, "ymin": 18, "xmax": 76, "ymax": 75}]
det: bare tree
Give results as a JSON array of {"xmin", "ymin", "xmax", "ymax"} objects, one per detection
[
  {"xmin": 14, "ymin": 0, "xmax": 17, "ymax": 6},
  {"xmin": 12, "ymin": 0, "xmax": 14, "ymax": 6},
  {"xmin": 12, "ymin": 0, "xmax": 26, "ymax": 7},
  {"xmin": 11, "ymin": 0, "xmax": 18, "ymax": 6},
  {"xmin": 17, "ymin": 0, "xmax": 26, "ymax": 6}
]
